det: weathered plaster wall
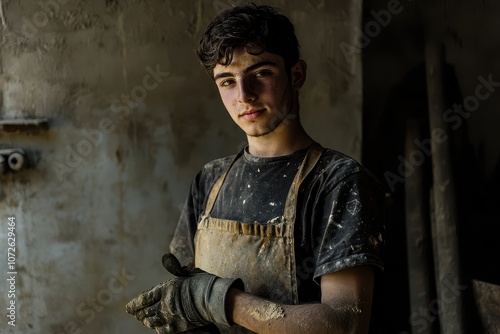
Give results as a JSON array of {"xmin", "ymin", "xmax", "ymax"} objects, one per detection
[{"xmin": 0, "ymin": 0, "xmax": 362, "ymax": 333}]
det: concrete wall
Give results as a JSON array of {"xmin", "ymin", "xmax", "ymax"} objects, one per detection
[{"xmin": 0, "ymin": 1, "xmax": 362, "ymax": 333}]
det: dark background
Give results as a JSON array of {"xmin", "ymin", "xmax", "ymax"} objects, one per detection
[{"xmin": 362, "ymin": 0, "xmax": 500, "ymax": 332}]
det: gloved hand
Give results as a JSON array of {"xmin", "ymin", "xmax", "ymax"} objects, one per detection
[{"xmin": 125, "ymin": 253, "xmax": 244, "ymax": 334}]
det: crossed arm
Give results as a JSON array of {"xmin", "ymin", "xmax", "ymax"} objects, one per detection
[
  {"xmin": 126, "ymin": 260, "xmax": 375, "ymax": 334},
  {"xmin": 226, "ymin": 265, "xmax": 374, "ymax": 334}
]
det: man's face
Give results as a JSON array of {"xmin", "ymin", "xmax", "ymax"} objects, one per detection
[{"xmin": 213, "ymin": 49, "xmax": 299, "ymax": 137}]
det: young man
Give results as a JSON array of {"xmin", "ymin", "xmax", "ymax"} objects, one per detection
[{"xmin": 126, "ymin": 4, "xmax": 385, "ymax": 334}]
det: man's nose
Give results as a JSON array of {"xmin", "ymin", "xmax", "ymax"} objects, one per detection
[{"xmin": 237, "ymin": 78, "xmax": 256, "ymax": 103}]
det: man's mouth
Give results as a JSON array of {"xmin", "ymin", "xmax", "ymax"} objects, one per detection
[{"xmin": 240, "ymin": 108, "xmax": 265, "ymax": 121}]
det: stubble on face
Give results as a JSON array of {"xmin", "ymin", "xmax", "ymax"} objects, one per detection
[
  {"xmin": 248, "ymin": 83, "xmax": 296, "ymax": 138},
  {"xmin": 213, "ymin": 49, "xmax": 298, "ymax": 139}
]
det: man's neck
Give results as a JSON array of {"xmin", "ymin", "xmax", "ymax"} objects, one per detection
[{"xmin": 246, "ymin": 120, "xmax": 314, "ymax": 157}]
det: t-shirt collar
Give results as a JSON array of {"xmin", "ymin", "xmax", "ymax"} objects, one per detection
[{"xmin": 243, "ymin": 145, "xmax": 310, "ymax": 164}]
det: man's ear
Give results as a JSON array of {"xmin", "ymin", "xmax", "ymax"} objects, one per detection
[{"xmin": 290, "ymin": 60, "xmax": 307, "ymax": 90}]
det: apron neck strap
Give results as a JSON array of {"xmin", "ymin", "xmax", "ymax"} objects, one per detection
[
  {"xmin": 283, "ymin": 142, "xmax": 324, "ymax": 222},
  {"xmin": 204, "ymin": 148, "xmax": 245, "ymax": 215}
]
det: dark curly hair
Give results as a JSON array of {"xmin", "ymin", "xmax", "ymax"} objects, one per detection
[{"xmin": 197, "ymin": 3, "xmax": 300, "ymax": 76}]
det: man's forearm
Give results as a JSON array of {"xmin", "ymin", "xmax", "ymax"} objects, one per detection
[{"xmin": 225, "ymin": 288, "xmax": 370, "ymax": 334}]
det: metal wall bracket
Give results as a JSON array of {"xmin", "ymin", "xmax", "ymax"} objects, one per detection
[
  {"xmin": 0, "ymin": 148, "xmax": 26, "ymax": 173},
  {"xmin": 0, "ymin": 118, "xmax": 49, "ymax": 134}
]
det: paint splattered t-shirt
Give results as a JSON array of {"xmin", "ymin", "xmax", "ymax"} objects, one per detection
[{"xmin": 170, "ymin": 145, "xmax": 385, "ymax": 304}]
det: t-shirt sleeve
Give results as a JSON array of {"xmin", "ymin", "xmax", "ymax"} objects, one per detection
[
  {"xmin": 169, "ymin": 173, "xmax": 204, "ymax": 267},
  {"xmin": 313, "ymin": 171, "xmax": 385, "ymax": 281}
]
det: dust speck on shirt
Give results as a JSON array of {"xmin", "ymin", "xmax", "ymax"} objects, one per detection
[
  {"xmin": 268, "ymin": 216, "xmax": 281, "ymax": 224},
  {"xmin": 369, "ymin": 235, "xmax": 379, "ymax": 246}
]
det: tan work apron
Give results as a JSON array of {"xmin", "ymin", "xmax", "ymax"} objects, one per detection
[{"xmin": 194, "ymin": 143, "xmax": 324, "ymax": 333}]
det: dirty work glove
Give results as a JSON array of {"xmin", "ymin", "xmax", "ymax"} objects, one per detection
[{"xmin": 125, "ymin": 253, "xmax": 244, "ymax": 334}]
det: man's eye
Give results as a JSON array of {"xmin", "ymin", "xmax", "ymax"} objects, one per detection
[
  {"xmin": 255, "ymin": 71, "xmax": 271, "ymax": 77},
  {"xmin": 220, "ymin": 79, "xmax": 235, "ymax": 87}
]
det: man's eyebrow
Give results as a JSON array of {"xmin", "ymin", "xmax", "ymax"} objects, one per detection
[{"xmin": 213, "ymin": 61, "xmax": 279, "ymax": 81}]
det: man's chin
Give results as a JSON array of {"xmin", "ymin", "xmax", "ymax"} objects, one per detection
[
  {"xmin": 246, "ymin": 118, "xmax": 291, "ymax": 137},
  {"xmin": 247, "ymin": 131, "xmax": 272, "ymax": 138},
  {"xmin": 245, "ymin": 124, "xmax": 282, "ymax": 138}
]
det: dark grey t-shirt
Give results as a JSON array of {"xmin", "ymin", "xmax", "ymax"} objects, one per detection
[{"xmin": 170, "ymin": 145, "xmax": 385, "ymax": 303}]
